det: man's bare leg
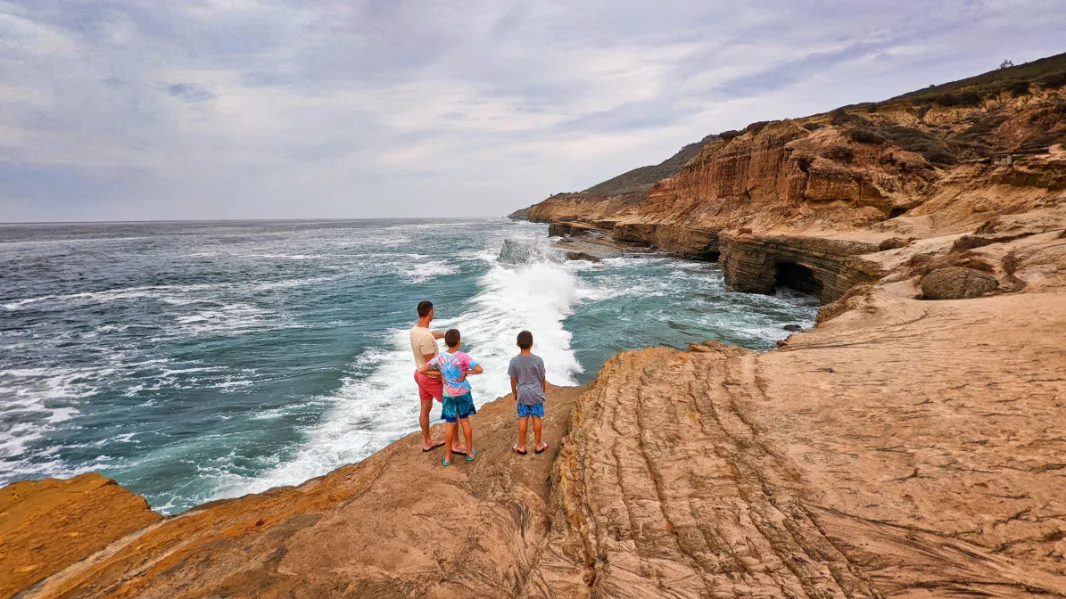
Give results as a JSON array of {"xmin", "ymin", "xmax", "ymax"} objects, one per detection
[
  {"xmin": 420, "ymin": 398, "xmax": 437, "ymax": 451},
  {"xmin": 517, "ymin": 416, "xmax": 529, "ymax": 453},
  {"xmin": 533, "ymin": 416, "xmax": 545, "ymax": 451}
]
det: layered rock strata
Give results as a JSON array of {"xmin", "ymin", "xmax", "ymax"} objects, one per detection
[{"xmin": 6, "ymin": 287, "xmax": 1066, "ymax": 598}]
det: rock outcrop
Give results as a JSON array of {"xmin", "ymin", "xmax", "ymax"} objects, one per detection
[
  {"xmin": 921, "ymin": 266, "xmax": 1000, "ymax": 299},
  {"xmin": 6, "ymin": 289, "xmax": 1066, "ymax": 598},
  {"xmin": 6, "ymin": 53, "xmax": 1066, "ymax": 599},
  {"xmin": 0, "ymin": 474, "xmax": 161, "ymax": 598},
  {"xmin": 515, "ymin": 56, "xmax": 1066, "ymax": 302}
]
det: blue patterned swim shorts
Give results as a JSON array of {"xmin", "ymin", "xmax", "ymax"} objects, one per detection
[
  {"xmin": 516, "ymin": 403, "xmax": 545, "ymax": 419},
  {"xmin": 442, "ymin": 392, "xmax": 476, "ymax": 423}
]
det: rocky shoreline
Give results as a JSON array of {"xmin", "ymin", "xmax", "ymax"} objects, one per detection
[{"xmin": 4, "ymin": 57, "xmax": 1066, "ymax": 598}]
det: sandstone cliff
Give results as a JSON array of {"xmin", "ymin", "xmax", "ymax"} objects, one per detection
[
  {"xmin": 5, "ymin": 55, "xmax": 1066, "ymax": 599},
  {"xmin": 514, "ymin": 55, "xmax": 1066, "ymax": 303},
  {"xmin": 4, "ymin": 288, "xmax": 1065, "ymax": 598}
]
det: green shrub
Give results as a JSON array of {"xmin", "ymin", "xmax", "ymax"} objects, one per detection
[
  {"xmin": 923, "ymin": 148, "xmax": 958, "ymax": 164},
  {"xmin": 745, "ymin": 121, "xmax": 771, "ymax": 135},
  {"xmin": 1039, "ymin": 73, "xmax": 1066, "ymax": 89},
  {"xmin": 847, "ymin": 128, "xmax": 887, "ymax": 145},
  {"xmin": 719, "ymin": 130, "xmax": 741, "ymax": 141},
  {"xmin": 1010, "ymin": 81, "xmax": 1031, "ymax": 97},
  {"xmin": 935, "ymin": 91, "xmax": 982, "ymax": 107}
]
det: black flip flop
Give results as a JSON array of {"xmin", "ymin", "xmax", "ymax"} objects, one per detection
[
  {"xmin": 451, "ymin": 449, "xmax": 468, "ymax": 457},
  {"xmin": 512, "ymin": 444, "xmax": 527, "ymax": 456},
  {"xmin": 534, "ymin": 442, "xmax": 549, "ymax": 455},
  {"xmin": 422, "ymin": 441, "xmax": 445, "ymax": 453}
]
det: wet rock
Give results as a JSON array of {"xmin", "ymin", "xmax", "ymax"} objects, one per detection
[
  {"xmin": 921, "ymin": 267, "xmax": 999, "ymax": 300},
  {"xmin": 565, "ymin": 251, "xmax": 602, "ymax": 263},
  {"xmin": 783, "ymin": 324, "xmax": 803, "ymax": 332}
]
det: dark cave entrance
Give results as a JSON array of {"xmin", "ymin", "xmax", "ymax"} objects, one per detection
[
  {"xmin": 888, "ymin": 207, "xmax": 907, "ymax": 219},
  {"xmin": 773, "ymin": 262, "xmax": 823, "ymax": 296}
]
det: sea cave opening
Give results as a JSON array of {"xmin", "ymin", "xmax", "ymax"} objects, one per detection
[{"xmin": 773, "ymin": 262, "xmax": 823, "ymax": 297}]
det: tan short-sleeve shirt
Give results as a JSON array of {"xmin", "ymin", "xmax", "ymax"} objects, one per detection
[{"xmin": 410, "ymin": 326, "xmax": 438, "ymax": 369}]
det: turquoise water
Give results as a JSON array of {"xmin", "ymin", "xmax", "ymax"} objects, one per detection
[{"xmin": 0, "ymin": 219, "xmax": 817, "ymax": 513}]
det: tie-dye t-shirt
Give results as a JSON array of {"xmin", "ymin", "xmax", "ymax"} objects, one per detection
[{"xmin": 427, "ymin": 351, "xmax": 478, "ymax": 397}]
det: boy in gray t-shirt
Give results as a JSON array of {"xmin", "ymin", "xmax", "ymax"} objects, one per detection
[{"xmin": 508, "ymin": 330, "xmax": 548, "ymax": 455}]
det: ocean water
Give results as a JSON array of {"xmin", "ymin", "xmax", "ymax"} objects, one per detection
[{"xmin": 0, "ymin": 219, "xmax": 817, "ymax": 513}]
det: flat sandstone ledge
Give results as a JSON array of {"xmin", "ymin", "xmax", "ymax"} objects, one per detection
[{"xmin": 3, "ymin": 291, "xmax": 1066, "ymax": 598}]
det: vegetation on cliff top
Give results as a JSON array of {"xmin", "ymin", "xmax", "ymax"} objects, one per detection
[{"xmin": 581, "ymin": 134, "xmax": 717, "ymax": 196}]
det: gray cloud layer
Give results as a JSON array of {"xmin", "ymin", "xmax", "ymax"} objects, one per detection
[{"xmin": 1, "ymin": 0, "xmax": 1064, "ymax": 221}]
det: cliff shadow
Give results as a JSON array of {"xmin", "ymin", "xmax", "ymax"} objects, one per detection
[{"xmin": 773, "ymin": 261, "xmax": 824, "ymax": 296}]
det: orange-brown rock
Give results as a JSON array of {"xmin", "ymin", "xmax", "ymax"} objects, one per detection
[
  {"xmin": 7, "ymin": 55, "xmax": 1066, "ymax": 599},
  {"xmin": 12, "ymin": 387, "xmax": 582, "ymax": 599},
  {"xmin": 530, "ymin": 289, "xmax": 1066, "ymax": 597},
  {"xmin": 514, "ymin": 74, "xmax": 1066, "ymax": 302},
  {"xmin": 0, "ymin": 473, "xmax": 161, "ymax": 598}
]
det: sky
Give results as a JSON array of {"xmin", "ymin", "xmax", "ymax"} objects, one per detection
[{"xmin": 0, "ymin": 1, "xmax": 1064, "ymax": 222}]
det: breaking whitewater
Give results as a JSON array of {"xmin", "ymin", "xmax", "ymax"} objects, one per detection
[{"xmin": 0, "ymin": 218, "xmax": 817, "ymax": 513}]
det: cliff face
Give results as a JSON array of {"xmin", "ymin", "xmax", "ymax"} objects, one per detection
[
  {"xmin": 6, "ymin": 55, "xmax": 1066, "ymax": 599},
  {"xmin": 516, "ymin": 77, "xmax": 1066, "ymax": 302}
]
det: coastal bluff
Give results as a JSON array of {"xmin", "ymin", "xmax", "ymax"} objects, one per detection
[
  {"xmin": 5, "ymin": 55, "xmax": 1066, "ymax": 598},
  {"xmin": 3, "ymin": 288, "xmax": 1066, "ymax": 597}
]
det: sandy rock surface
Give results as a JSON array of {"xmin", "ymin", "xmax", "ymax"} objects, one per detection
[{"xmin": 0, "ymin": 474, "xmax": 161, "ymax": 598}]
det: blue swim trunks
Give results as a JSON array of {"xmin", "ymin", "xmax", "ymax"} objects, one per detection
[
  {"xmin": 442, "ymin": 392, "xmax": 476, "ymax": 423},
  {"xmin": 516, "ymin": 403, "xmax": 545, "ymax": 419}
]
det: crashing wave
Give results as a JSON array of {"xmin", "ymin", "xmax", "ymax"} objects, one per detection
[{"xmin": 497, "ymin": 238, "xmax": 564, "ymax": 265}]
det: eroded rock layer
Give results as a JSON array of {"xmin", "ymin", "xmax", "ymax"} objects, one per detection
[{"xmin": 521, "ymin": 80, "xmax": 1066, "ymax": 301}]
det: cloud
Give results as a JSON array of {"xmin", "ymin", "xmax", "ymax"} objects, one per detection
[{"xmin": 0, "ymin": 0, "xmax": 1065, "ymax": 221}]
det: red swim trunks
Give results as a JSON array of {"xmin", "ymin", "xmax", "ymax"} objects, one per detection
[{"xmin": 414, "ymin": 370, "xmax": 443, "ymax": 402}]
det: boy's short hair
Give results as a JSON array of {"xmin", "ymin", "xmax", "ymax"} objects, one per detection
[
  {"xmin": 517, "ymin": 330, "xmax": 533, "ymax": 350},
  {"xmin": 417, "ymin": 300, "xmax": 433, "ymax": 318},
  {"xmin": 444, "ymin": 328, "xmax": 461, "ymax": 348}
]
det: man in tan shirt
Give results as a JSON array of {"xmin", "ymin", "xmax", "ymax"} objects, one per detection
[{"xmin": 410, "ymin": 300, "xmax": 465, "ymax": 454}]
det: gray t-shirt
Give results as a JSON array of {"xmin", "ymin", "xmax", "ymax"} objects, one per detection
[{"xmin": 508, "ymin": 354, "xmax": 546, "ymax": 406}]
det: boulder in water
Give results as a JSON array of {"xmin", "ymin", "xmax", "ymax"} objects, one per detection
[
  {"xmin": 783, "ymin": 324, "xmax": 803, "ymax": 332},
  {"xmin": 565, "ymin": 251, "xmax": 601, "ymax": 263}
]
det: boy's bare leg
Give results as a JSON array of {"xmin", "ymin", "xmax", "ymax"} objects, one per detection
[
  {"xmin": 459, "ymin": 418, "xmax": 473, "ymax": 456},
  {"xmin": 533, "ymin": 416, "xmax": 544, "ymax": 449},
  {"xmin": 517, "ymin": 416, "xmax": 529, "ymax": 452},
  {"xmin": 444, "ymin": 422, "xmax": 456, "ymax": 463}
]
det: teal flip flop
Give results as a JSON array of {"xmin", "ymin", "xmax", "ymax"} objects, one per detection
[
  {"xmin": 466, "ymin": 448, "xmax": 477, "ymax": 462},
  {"xmin": 442, "ymin": 457, "xmax": 451, "ymax": 467}
]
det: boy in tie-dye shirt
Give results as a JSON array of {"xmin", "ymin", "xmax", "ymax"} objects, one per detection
[{"xmin": 419, "ymin": 328, "xmax": 482, "ymax": 466}]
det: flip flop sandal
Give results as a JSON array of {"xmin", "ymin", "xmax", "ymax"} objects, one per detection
[
  {"xmin": 466, "ymin": 449, "xmax": 477, "ymax": 462},
  {"xmin": 451, "ymin": 449, "xmax": 468, "ymax": 457},
  {"xmin": 512, "ymin": 444, "xmax": 527, "ymax": 455},
  {"xmin": 442, "ymin": 458, "xmax": 451, "ymax": 467},
  {"xmin": 534, "ymin": 442, "xmax": 550, "ymax": 454},
  {"xmin": 422, "ymin": 441, "xmax": 445, "ymax": 453}
]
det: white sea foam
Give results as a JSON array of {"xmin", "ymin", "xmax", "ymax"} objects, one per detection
[
  {"xmin": 404, "ymin": 259, "xmax": 460, "ymax": 283},
  {"xmin": 0, "ymin": 367, "xmax": 92, "ymax": 463},
  {"xmin": 210, "ymin": 236, "xmax": 584, "ymax": 499}
]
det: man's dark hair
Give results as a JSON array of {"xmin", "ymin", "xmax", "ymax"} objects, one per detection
[
  {"xmin": 417, "ymin": 300, "xmax": 433, "ymax": 318},
  {"xmin": 444, "ymin": 328, "xmax": 461, "ymax": 348},
  {"xmin": 517, "ymin": 330, "xmax": 533, "ymax": 350}
]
